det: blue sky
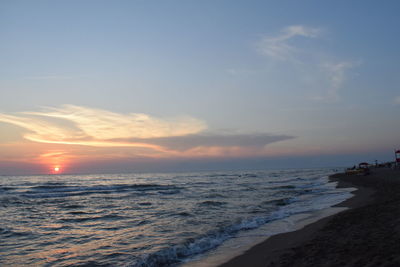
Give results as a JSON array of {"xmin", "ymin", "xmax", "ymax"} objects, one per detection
[{"xmin": 0, "ymin": 1, "xmax": 399, "ymax": 174}]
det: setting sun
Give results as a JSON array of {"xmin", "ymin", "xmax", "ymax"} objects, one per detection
[{"xmin": 54, "ymin": 167, "xmax": 60, "ymax": 172}]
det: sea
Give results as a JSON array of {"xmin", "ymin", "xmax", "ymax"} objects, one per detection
[{"xmin": 0, "ymin": 168, "xmax": 354, "ymax": 267}]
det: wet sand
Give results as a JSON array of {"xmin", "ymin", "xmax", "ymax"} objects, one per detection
[{"xmin": 220, "ymin": 168, "xmax": 400, "ymax": 267}]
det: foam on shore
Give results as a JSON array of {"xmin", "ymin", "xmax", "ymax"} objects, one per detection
[{"xmin": 182, "ymin": 203, "xmax": 350, "ymax": 267}]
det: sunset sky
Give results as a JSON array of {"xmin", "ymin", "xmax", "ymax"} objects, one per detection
[{"xmin": 1, "ymin": 1, "xmax": 399, "ymax": 174}]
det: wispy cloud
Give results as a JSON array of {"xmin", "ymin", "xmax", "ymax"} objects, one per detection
[
  {"xmin": 325, "ymin": 62, "xmax": 354, "ymax": 89},
  {"xmin": 312, "ymin": 61, "xmax": 356, "ymax": 101},
  {"xmin": 25, "ymin": 105, "xmax": 206, "ymax": 140},
  {"xmin": 0, "ymin": 105, "xmax": 206, "ymax": 150},
  {"xmin": 125, "ymin": 133, "xmax": 294, "ymax": 151},
  {"xmin": 256, "ymin": 25, "xmax": 358, "ymax": 101},
  {"xmin": 257, "ymin": 25, "xmax": 321, "ymax": 60},
  {"xmin": 0, "ymin": 105, "xmax": 293, "ymax": 158},
  {"xmin": 23, "ymin": 75, "xmax": 79, "ymax": 80}
]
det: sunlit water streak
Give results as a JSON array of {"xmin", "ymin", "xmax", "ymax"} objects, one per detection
[{"xmin": 0, "ymin": 168, "xmax": 351, "ymax": 266}]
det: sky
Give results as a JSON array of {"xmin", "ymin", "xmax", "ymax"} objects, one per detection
[{"xmin": 0, "ymin": 0, "xmax": 399, "ymax": 175}]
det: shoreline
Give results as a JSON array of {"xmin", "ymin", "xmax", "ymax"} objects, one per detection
[{"xmin": 219, "ymin": 168, "xmax": 400, "ymax": 267}]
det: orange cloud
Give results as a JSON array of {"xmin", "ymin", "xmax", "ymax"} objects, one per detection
[
  {"xmin": 0, "ymin": 105, "xmax": 295, "ymax": 161},
  {"xmin": 0, "ymin": 105, "xmax": 206, "ymax": 150}
]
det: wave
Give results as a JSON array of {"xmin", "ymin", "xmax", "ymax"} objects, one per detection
[
  {"xmin": 273, "ymin": 185, "xmax": 296, "ymax": 189},
  {"xmin": 262, "ymin": 197, "xmax": 296, "ymax": 206},
  {"xmin": 30, "ymin": 183, "xmax": 179, "ymax": 192},
  {"xmin": 32, "ymin": 184, "xmax": 68, "ymax": 190},
  {"xmin": 158, "ymin": 189, "xmax": 180, "ymax": 195},
  {"xmin": 267, "ymin": 177, "xmax": 306, "ymax": 184},
  {"xmin": 176, "ymin": 212, "xmax": 192, "ymax": 217},
  {"xmin": 138, "ymin": 202, "xmax": 152, "ymax": 206},
  {"xmin": 206, "ymin": 174, "xmax": 238, "ymax": 178},
  {"xmin": 0, "ymin": 186, "xmax": 16, "ymax": 191},
  {"xmin": 127, "ymin": 201, "xmax": 308, "ymax": 267},
  {"xmin": 61, "ymin": 214, "xmax": 124, "ymax": 223},
  {"xmin": 0, "ymin": 227, "xmax": 33, "ymax": 238},
  {"xmin": 1, "ymin": 169, "xmax": 344, "ymax": 267},
  {"xmin": 20, "ymin": 183, "xmax": 182, "ymax": 198},
  {"xmin": 199, "ymin": 201, "xmax": 227, "ymax": 206},
  {"xmin": 0, "ymin": 196, "xmax": 33, "ymax": 206},
  {"xmin": 62, "ymin": 204, "xmax": 85, "ymax": 209},
  {"xmin": 267, "ymin": 175, "xmax": 327, "ymax": 185},
  {"xmin": 128, "ymin": 184, "xmax": 349, "ymax": 267},
  {"xmin": 238, "ymin": 173, "xmax": 259, "ymax": 178}
]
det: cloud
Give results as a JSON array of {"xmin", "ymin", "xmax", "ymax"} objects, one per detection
[
  {"xmin": 394, "ymin": 96, "xmax": 400, "ymax": 105},
  {"xmin": 257, "ymin": 25, "xmax": 321, "ymax": 60},
  {"xmin": 256, "ymin": 25, "xmax": 358, "ymax": 101},
  {"xmin": 24, "ymin": 75, "xmax": 77, "ymax": 80},
  {"xmin": 26, "ymin": 105, "xmax": 206, "ymax": 139},
  {"xmin": 0, "ymin": 105, "xmax": 293, "ymax": 157},
  {"xmin": 312, "ymin": 61, "xmax": 356, "ymax": 101},
  {"xmin": 324, "ymin": 62, "xmax": 354, "ymax": 89},
  {"xmin": 126, "ymin": 133, "xmax": 295, "ymax": 151},
  {"xmin": 0, "ymin": 105, "xmax": 206, "ymax": 150}
]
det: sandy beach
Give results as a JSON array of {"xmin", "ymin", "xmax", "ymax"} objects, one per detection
[{"xmin": 220, "ymin": 168, "xmax": 400, "ymax": 267}]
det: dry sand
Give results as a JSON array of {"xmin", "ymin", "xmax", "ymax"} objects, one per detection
[{"xmin": 219, "ymin": 168, "xmax": 400, "ymax": 267}]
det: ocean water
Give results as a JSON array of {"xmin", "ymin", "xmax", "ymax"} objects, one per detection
[{"xmin": 0, "ymin": 168, "xmax": 353, "ymax": 266}]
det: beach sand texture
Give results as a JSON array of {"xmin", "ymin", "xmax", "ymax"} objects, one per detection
[{"xmin": 220, "ymin": 168, "xmax": 400, "ymax": 267}]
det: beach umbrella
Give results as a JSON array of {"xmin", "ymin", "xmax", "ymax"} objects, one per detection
[
  {"xmin": 358, "ymin": 162, "xmax": 369, "ymax": 168},
  {"xmin": 396, "ymin": 150, "xmax": 400, "ymax": 162}
]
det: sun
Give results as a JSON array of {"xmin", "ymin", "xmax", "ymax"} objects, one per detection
[{"xmin": 50, "ymin": 165, "xmax": 64, "ymax": 174}]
